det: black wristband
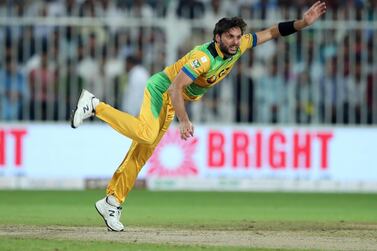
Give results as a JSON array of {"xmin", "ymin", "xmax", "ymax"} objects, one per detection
[{"xmin": 278, "ymin": 20, "xmax": 297, "ymax": 36}]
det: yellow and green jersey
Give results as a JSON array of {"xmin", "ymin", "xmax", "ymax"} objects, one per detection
[
  {"xmin": 145, "ymin": 33, "xmax": 257, "ymax": 117},
  {"xmin": 163, "ymin": 33, "xmax": 257, "ymax": 101}
]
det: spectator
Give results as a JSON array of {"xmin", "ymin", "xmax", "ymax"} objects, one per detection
[
  {"xmin": 76, "ymin": 33, "xmax": 105, "ymax": 99},
  {"xmin": 47, "ymin": 0, "xmax": 79, "ymax": 17},
  {"xmin": 344, "ymin": 62, "xmax": 366, "ymax": 124},
  {"xmin": 234, "ymin": 63, "xmax": 254, "ymax": 123},
  {"xmin": 57, "ymin": 59, "xmax": 84, "ymax": 120},
  {"xmin": 202, "ymin": 0, "xmax": 232, "ymax": 23},
  {"xmin": 28, "ymin": 50, "xmax": 57, "ymax": 120},
  {"xmin": 256, "ymin": 58, "xmax": 286, "ymax": 123},
  {"xmin": 79, "ymin": 0, "xmax": 107, "ymax": 47},
  {"xmin": 121, "ymin": 56, "xmax": 149, "ymax": 116},
  {"xmin": 58, "ymin": 25, "xmax": 79, "ymax": 61},
  {"xmin": 0, "ymin": 1, "xmax": 7, "ymax": 17},
  {"xmin": 102, "ymin": 43, "xmax": 124, "ymax": 108},
  {"xmin": 176, "ymin": 0, "xmax": 205, "ymax": 19},
  {"xmin": 149, "ymin": 0, "xmax": 169, "ymax": 17},
  {"xmin": 17, "ymin": 26, "xmax": 36, "ymax": 64},
  {"xmin": 142, "ymin": 27, "xmax": 166, "ymax": 72},
  {"xmin": 319, "ymin": 57, "xmax": 346, "ymax": 124},
  {"xmin": 33, "ymin": 4, "xmax": 54, "ymax": 40},
  {"xmin": 128, "ymin": 0, "xmax": 154, "ymax": 18},
  {"xmin": 97, "ymin": 0, "xmax": 123, "ymax": 18},
  {"xmin": 0, "ymin": 55, "xmax": 28, "ymax": 120},
  {"xmin": 295, "ymin": 71, "xmax": 314, "ymax": 124}
]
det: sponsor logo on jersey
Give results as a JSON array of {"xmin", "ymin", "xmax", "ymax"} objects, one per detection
[
  {"xmin": 206, "ymin": 66, "xmax": 231, "ymax": 84},
  {"xmin": 191, "ymin": 59, "xmax": 201, "ymax": 69},
  {"xmin": 207, "ymin": 75, "xmax": 217, "ymax": 84}
]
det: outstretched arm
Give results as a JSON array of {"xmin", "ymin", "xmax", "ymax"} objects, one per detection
[{"xmin": 255, "ymin": 1, "xmax": 326, "ymax": 46}]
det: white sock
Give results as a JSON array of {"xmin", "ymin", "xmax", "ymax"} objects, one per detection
[
  {"xmin": 107, "ymin": 195, "xmax": 120, "ymax": 207},
  {"xmin": 92, "ymin": 97, "xmax": 100, "ymax": 110}
]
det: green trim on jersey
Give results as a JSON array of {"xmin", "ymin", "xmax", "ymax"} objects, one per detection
[
  {"xmin": 184, "ymin": 82, "xmax": 210, "ymax": 97},
  {"xmin": 196, "ymin": 41, "xmax": 216, "ymax": 65},
  {"xmin": 146, "ymin": 72, "xmax": 171, "ymax": 118}
]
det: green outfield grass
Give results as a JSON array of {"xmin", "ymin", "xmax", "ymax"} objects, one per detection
[
  {"xmin": 1, "ymin": 190, "xmax": 376, "ymax": 227},
  {"xmin": 0, "ymin": 237, "xmax": 277, "ymax": 251},
  {"xmin": 0, "ymin": 190, "xmax": 376, "ymax": 250}
]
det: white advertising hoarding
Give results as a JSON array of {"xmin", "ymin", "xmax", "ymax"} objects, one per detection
[
  {"xmin": 0, "ymin": 124, "xmax": 131, "ymax": 179},
  {"xmin": 0, "ymin": 123, "xmax": 376, "ymax": 191}
]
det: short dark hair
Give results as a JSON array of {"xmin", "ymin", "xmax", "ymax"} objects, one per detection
[{"xmin": 213, "ymin": 17, "xmax": 247, "ymax": 40}]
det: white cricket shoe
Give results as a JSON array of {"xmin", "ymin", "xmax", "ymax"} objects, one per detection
[
  {"xmin": 71, "ymin": 89, "xmax": 98, "ymax": 128},
  {"xmin": 95, "ymin": 196, "xmax": 124, "ymax": 232}
]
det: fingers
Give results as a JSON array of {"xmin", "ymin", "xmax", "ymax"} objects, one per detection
[
  {"xmin": 320, "ymin": 8, "xmax": 327, "ymax": 15},
  {"xmin": 311, "ymin": 1, "xmax": 322, "ymax": 9},
  {"xmin": 307, "ymin": 1, "xmax": 326, "ymax": 19},
  {"xmin": 311, "ymin": 1, "xmax": 326, "ymax": 11},
  {"xmin": 315, "ymin": 1, "xmax": 327, "ymax": 11},
  {"xmin": 180, "ymin": 128, "xmax": 194, "ymax": 140},
  {"xmin": 319, "ymin": 2, "xmax": 327, "ymax": 14},
  {"xmin": 179, "ymin": 121, "xmax": 194, "ymax": 140},
  {"xmin": 318, "ymin": 2, "xmax": 327, "ymax": 10},
  {"xmin": 180, "ymin": 130, "xmax": 192, "ymax": 140},
  {"xmin": 315, "ymin": 2, "xmax": 326, "ymax": 17}
]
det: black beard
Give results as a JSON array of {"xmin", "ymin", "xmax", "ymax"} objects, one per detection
[{"xmin": 219, "ymin": 40, "xmax": 237, "ymax": 58}]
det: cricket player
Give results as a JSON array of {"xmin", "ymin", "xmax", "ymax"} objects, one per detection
[{"xmin": 71, "ymin": 1, "xmax": 326, "ymax": 231}]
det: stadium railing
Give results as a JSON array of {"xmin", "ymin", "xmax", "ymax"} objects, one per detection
[{"xmin": 0, "ymin": 7, "xmax": 375, "ymax": 125}]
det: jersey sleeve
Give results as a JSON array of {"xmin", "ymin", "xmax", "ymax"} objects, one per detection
[
  {"xmin": 240, "ymin": 33, "xmax": 258, "ymax": 53},
  {"xmin": 181, "ymin": 50, "xmax": 211, "ymax": 81}
]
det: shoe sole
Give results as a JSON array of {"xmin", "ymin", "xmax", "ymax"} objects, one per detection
[
  {"xmin": 94, "ymin": 202, "xmax": 124, "ymax": 232},
  {"xmin": 70, "ymin": 89, "xmax": 86, "ymax": 129}
]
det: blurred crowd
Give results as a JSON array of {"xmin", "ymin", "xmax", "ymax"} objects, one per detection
[
  {"xmin": 0, "ymin": 0, "xmax": 375, "ymax": 18},
  {"xmin": 0, "ymin": 0, "xmax": 376, "ymax": 124}
]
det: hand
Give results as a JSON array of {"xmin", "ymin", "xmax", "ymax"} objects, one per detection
[
  {"xmin": 303, "ymin": 1, "xmax": 327, "ymax": 26},
  {"xmin": 179, "ymin": 120, "xmax": 194, "ymax": 141}
]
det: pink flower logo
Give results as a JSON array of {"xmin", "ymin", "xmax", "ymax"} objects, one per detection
[{"xmin": 147, "ymin": 128, "xmax": 199, "ymax": 177}]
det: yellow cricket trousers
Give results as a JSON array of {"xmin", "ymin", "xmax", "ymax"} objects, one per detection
[{"xmin": 95, "ymin": 72, "xmax": 174, "ymax": 204}]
